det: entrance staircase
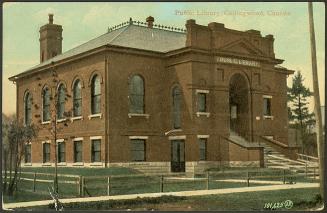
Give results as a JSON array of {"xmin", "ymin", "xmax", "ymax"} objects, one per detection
[{"xmin": 262, "ymin": 143, "xmax": 319, "ymax": 179}]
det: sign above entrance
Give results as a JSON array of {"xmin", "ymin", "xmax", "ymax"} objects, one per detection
[{"xmin": 217, "ymin": 56, "xmax": 260, "ymax": 67}]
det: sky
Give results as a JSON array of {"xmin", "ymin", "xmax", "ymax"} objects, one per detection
[{"xmin": 2, "ymin": 2, "xmax": 325, "ymax": 116}]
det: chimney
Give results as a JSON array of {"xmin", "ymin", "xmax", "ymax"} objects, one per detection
[
  {"xmin": 146, "ymin": 16, "xmax": 154, "ymax": 28},
  {"xmin": 49, "ymin": 13, "xmax": 53, "ymax": 24},
  {"xmin": 39, "ymin": 14, "xmax": 63, "ymax": 63}
]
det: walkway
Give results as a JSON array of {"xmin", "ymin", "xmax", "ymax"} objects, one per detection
[{"xmin": 3, "ymin": 182, "xmax": 318, "ymax": 209}]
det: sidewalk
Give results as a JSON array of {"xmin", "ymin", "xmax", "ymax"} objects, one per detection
[{"xmin": 3, "ymin": 182, "xmax": 318, "ymax": 209}]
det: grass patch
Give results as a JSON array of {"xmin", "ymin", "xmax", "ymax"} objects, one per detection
[
  {"xmin": 15, "ymin": 187, "xmax": 320, "ymax": 211},
  {"xmin": 51, "ymin": 195, "xmax": 187, "ymax": 210}
]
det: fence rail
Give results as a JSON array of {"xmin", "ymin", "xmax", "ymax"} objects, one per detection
[{"xmin": 296, "ymin": 153, "xmax": 319, "ymax": 162}]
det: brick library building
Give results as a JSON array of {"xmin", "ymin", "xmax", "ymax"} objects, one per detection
[{"xmin": 9, "ymin": 15, "xmax": 297, "ymax": 174}]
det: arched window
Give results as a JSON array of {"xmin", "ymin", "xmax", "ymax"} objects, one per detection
[
  {"xmin": 91, "ymin": 75, "xmax": 101, "ymax": 114},
  {"xmin": 42, "ymin": 87, "xmax": 51, "ymax": 122},
  {"xmin": 24, "ymin": 92, "xmax": 32, "ymax": 125},
  {"xmin": 73, "ymin": 80, "xmax": 82, "ymax": 116},
  {"xmin": 172, "ymin": 86, "xmax": 181, "ymax": 129},
  {"xmin": 129, "ymin": 75, "xmax": 144, "ymax": 114},
  {"xmin": 57, "ymin": 83, "xmax": 66, "ymax": 119}
]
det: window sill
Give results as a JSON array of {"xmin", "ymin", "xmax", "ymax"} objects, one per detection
[
  {"xmin": 196, "ymin": 112, "xmax": 210, "ymax": 117},
  {"xmin": 42, "ymin": 163, "xmax": 52, "ymax": 166},
  {"xmin": 263, "ymin": 116, "xmax": 274, "ymax": 120},
  {"xmin": 88, "ymin": 113, "xmax": 102, "ymax": 119},
  {"xmin": 57, "ymin": 118, "xmax": 67, "ymax": 123},
  {"xmin": 41, "ymin": 121, "xmax": 51, "ymax": 125},
  {"xmin": 128, "ymin": 113, "xmax": 150, "ymax": 119},
  {"xmin": 23, "ymin": 163, "xmax": 32, "ymax": 166},
  {"xmin": 73, "ymin": 162, "xmax": 84, "ymax": 166},
  {"xmin": 71, "ymin": 116, "xmax": 83, "ymax": 122},
  {"xmin": 57, "ymin": 162, "xmax": 67, "ymax": 166}
]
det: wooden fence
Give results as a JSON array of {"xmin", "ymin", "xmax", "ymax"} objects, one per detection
[{"xmin": 2, "ymin": 168, "xmax": 318, "ymax": 198}]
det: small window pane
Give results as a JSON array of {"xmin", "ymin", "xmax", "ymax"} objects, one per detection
[
  {"xmin": 198, "ymin": 93, "xmax": 206, "ymax": 112},
  {"xmin": 73, "ymin": 80, "xmax": 82, "ymax": 116},
  {"xmin": 91, "ymin": 140, "xmax": 101, "ymax": 162},
  {"xmin": 25, "ymin": 144, "xmax": 31, "ymax": 163},
  {"xmin": 91, "ymin": 76, "xmax": 101, "ymax": 114},
  {"xmin": 199, "ymin": 138, "xmax": 207, "ymax": 161},
  {"xmin": 43, "ymin": 143, "xmax": 50, "ymax": 163},
  {"xmin": 74, "ymin": 141, "xmax": 83, "ymax": 162},
  {"xmin": 43, "ymin": 88, "xmax": 51, "ymax": 121},
  {"xmin": 131, "ymin": 139, "xmax": 145, "ymax": 161},
  {"xmin": 57, "ymin": 84, "xmax": 66, "ymax": 119},
  {"xmin": 129, "ymin": 75, "xmax": 144, "ymax": 114},
  {"xmin": 25, "ymin": 92, "xmax": 32, "ymax": 125},
  {"xmin": 263, "ymin": 98, "xmax": 271, "ymax": 116},
  {"xmin": 58, "ymin": 142, "xmax": 65, "ymax": 163}
]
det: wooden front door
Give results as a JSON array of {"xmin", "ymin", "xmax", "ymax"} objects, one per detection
[{"xmin": 171, "ymin": 140, "xmax": 185, "ymax": 172}]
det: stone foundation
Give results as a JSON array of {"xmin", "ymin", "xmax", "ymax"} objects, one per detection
[
  {"xmin": 229, "ymin": 161, "xmax": 260, "ymax": 167},
  {"xmin": 108, "ymin": 162, "xmax": 171, "ymax": 174},
  {"xmin": 22, "ymin": 160, "xmax": 260, "ymax": 174}
]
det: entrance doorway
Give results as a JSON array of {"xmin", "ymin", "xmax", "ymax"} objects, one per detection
[
  {"xmin": 171, "ymin": 140, "xmax": 185, "ymax": 172},
  {"xmin": 229, "ymin": 73, "xmax": 250, "ymax": 139}
]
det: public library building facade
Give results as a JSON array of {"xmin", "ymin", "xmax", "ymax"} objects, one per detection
[{"xmin": 10, "ymin": 15, "xmax": 296, "ymax": 173}]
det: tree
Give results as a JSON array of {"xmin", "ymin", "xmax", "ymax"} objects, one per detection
[
  {"xmin": 34, "ymin": 63, "xmax": 72, "ymax": 194},
  {"xmin": 2, "ymin": 113, "xmax": 12, "ymax": 193},
  {"xmin": 287, "ymin": 71, "xmax": 315, "ymax": 153},
  {"xmin": 5, "ymin": 118, "xmax": 38, "ymax": 196}
]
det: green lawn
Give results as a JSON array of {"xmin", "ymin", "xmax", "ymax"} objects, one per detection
[{"xmin": 16, "ymin": 188, "xmax": 321, "ymax": 211}]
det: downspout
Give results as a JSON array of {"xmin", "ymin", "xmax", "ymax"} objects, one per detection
[
  {"xmin": 250, "ymin": 88, "xmax": 254, "ymax": 143},
  {"xmin": 104, "ymin": 54, "xmax": 109, "ymax": 167}
]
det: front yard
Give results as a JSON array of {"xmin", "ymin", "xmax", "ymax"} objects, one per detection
[{"xmin": 3, "ymin": 166, "xmax": 319, "ymax": 205}]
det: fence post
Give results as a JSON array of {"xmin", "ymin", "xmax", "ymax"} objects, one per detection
[
  {"xmin": 206, "ymin": 171, "xmax": 209, "ymax": 190},
  {"xmin": 33, "ymin": 172, "xmax": 36, "ymax": 192},
  {"xmin": 305, "ymin": 163, "xmax": 307, "ymax": 178},
  {"xmin": 247, "ymin": 171, "xmax": 250, "ymax": 187},
  {"xmin": 283, "ymin": 170, "xmax": 286, "ymax": 184},
  {"xmin": 107, "ymin": 176, "xmax": 110, "ymax": 196},
  {"xmin": 81, "ymin": 176, "xmax": 85, "ymax": 197},
  {"xmin": 78, "ymin": 176, "xmax": 81, "ymax": 196},
  {"xmin": 160, "ymin": 175, "xmax": 164, "ymax": 193}
]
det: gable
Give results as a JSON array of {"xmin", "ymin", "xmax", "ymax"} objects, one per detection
[{"xmin": 218, "ymin": 38, "xmax": 266, "ymax": 57}]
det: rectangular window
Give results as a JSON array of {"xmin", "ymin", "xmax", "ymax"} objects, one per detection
[
  {"xmin": 43, "ymin": 143, "xmax": 50, "ymax": 163},
  {"xmin": 131, "ymin": 139, "xmax": 145, "ymax": 161},
  {"xmin": 198, "ymin": 93, "xmax": 207, "ymax": 112},
  {"xmin": 91, "ymin": 139, "xmax": 101, "ymax": 162},
  {"xmin": 74, "ymin": 141, "xmax": 83, "ymax": 163},
  {"xmin": 263, "ymin": 97, "xmax": 272, "ymax": 116},
  {"xmin": 24, "ymin": 144, "xmax": 31, "ymax": 163},
  {"xmin": 57, "ymin": 142, "xmax": 65, "ymax": 163},
  {"xmin": 199, "ymin": 138, "xmax": 207, "ymax": 161}
]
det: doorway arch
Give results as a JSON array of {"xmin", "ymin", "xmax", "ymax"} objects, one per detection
[{"xmin": 229, "ymin": 73, "xmax": 251, "ymax": 140}]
